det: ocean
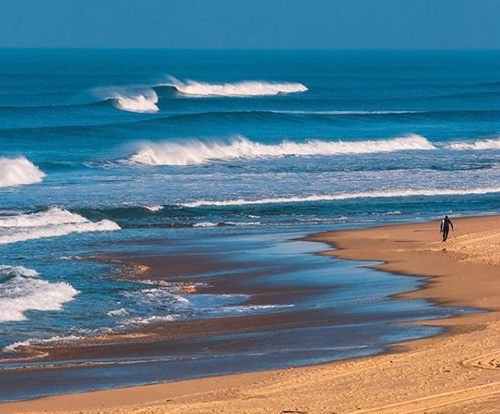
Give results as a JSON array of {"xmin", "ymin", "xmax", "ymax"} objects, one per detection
[{"xmin": 0, "ymin": 50, "xmax": 498, "ymax": 400}]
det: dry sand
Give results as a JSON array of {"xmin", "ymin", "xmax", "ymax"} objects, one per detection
[{"xmin": 2, "ymin": 215, "xmax": 500, "ymax": 414}]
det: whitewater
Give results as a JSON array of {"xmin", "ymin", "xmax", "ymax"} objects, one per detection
[
  {"xmin": 0, "ymin": 266, "xmax": 78, "ymax": 323},
  {"xmin": 0, "ymin": 208, "xmax": 120, "ymax": 245},
  {"xmin": 164, "ymin": 77, "xmax": 308, "ymax": 97},
  {"xmin": 128, "ymin": 134, "xmax": 435, "ymax": 165},
  {"xmin": 91, "ymin": 86, "xmax": 160, "ymax": 113},
  {"xmin": 181, "ymin": 187, "xmax": 500, "ymax": 208},
  {"xmin": 0, "ymin": 157, "xmax": 45, "ymax": 188},
  {"xmin": 90, "ymin": 78, "xmax": 307, "ymax": 113}
]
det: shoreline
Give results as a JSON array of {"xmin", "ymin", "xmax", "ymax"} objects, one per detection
[{"xmin": 2, "ymin": 215, "xmax": 500, "ymax": 413}]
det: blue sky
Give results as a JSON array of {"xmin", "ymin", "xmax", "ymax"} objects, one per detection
[{"xmin": 1, "ymin": 0, "xmax": 499, "ymax": 49}]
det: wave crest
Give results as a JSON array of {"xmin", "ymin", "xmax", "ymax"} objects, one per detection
[
  {"xmin": 448, "ymin": 138, "xmax": 500, "ymax": 150},
  {"xmin": 0, "ymin": 157, "xmax": 45, "ymax": 188},
  {"xmin": 92, "ymin": 87, "xmax": 159, "ymax": 113},
  {"xmin": 128, "ymin": 135, "xmax": 435, "ymax": 166},
  {"xmin": 0, "ymin": 265, "xmax": 79, "ymax": 323},
  {"xmin": 164, "ymin": 77, "xmax": 308, "ymax": 97},
  {"xmin": 0, "ymin": 208, "xmax": 120, "ymax": 245}
]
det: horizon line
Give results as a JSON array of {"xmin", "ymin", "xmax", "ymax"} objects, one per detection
[{"xmin": 2, "ymin": 47, "xmax": 500, "ymax": 52}]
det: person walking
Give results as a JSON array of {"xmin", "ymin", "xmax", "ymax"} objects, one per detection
[{"xmin": 440, "ymin": 215, "xmax": 454, "ymax": 242}]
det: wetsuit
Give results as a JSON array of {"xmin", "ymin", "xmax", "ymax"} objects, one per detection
[{"xmin": 440, "ymin": 217, "xmax": 454, "ymax": 242}]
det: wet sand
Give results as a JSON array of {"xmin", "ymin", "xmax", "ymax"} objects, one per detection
[{"xmin": 2, "ymin": 215, "xmax": 500, "ymax": 413}]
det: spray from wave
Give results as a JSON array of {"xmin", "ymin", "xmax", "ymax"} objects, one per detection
[
  {"xmin": 0, "ymin": 157, "xmax": 45, "ymax": 188},
  {"xmin": 447, "ymin": 137, "xmax": 500, "ymax": 150},
  {"xmin": 163, "ymin": 76, "xmax": 308, "ymax": 97},
  {"xmin": 92, "ymin": 86, "xmax": 159, "ymax": 113},
  {"xmin": 0, "ymin": 265, "xmax": 79, "ymax": 323},
  {"xmin": 0, "ymin": 208, "xmax": 120, "ymax": 245},
  {"xmin": 127, "ymin": 134, "xmax": 435, "ymax": 166},
  {"xmin": 181, "ymin": 187, "xmax": 500, "ymax": 208}
]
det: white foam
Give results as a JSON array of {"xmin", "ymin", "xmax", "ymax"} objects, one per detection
[
  {"xmin": 0, "ymin": 157, "xmax": 45, "ymax": 188},
  {"xmin": 380, "ymin": 211, "xmax": 402, "ymax": 216},
  {"xmin": 3, "ymin": 335, "xmax": 83, "ymax": 353},
  {"xmin": 143, "ymin": 205, "xmax": 164, "ymax": 212},
  {"xmin": 222, "ymin": 304, "xmax": 294, "ymax": 312},
  {"xmin": 128, "ymin": 134, "xmax": 435, "ymax": 166},
  {"xmin": 0, "ymin": 265, "xmax": 39, "ymax": 277},
  {"xmin": 114, "ymin": 93, "xmax": 159, "ymax": 113},
  {"xmin": 193, "ymin": 222, "xmax": 219, "ymax": 227},
  {"xmin": 0, "ymin": 207, "xmax": 120, "ymax": 245},
  {"xmin": 224, "ymin": 221, "xmax": 262, "ymax": 226},
  {"xmin": 125, "ymin": 315, "xmax": 178, "ymax": 325},
  {"xmin": 182, "ymin": 187, "xmax": 500, "ymax": 208},
  {"xmin": 448, "ymin": 138, "xmax": 500, "ymax": 150},
  {"xmin": 193, "ymin": 221, "xmax": 261, "ymax": 227},
  {"xmin": 92, "ymin": 87, "xmax": 159, "ymax": 113},
  {"xmin": 124, "ymin": 288, "xmax": 191, "ymax": 307},
  {"xmin": 0, "ymin": 266, "xmax": 79, "ymax": 323},
  {"xmin": 165, "ymin": 77, "xmax": 308, "ymax": 97},
  {"xmin": 107, "ymin": 308, "xmax": 129, "ymax": 317}
]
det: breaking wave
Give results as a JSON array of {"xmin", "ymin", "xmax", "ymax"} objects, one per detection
[
  {"xmin": 92, "ymin": 87, "xmax": 159, "ymax": 113},
  {"xmin": 163, "ymin": 77, "xmax": 308, "ymax": 97},
  {"xmin": 0, "ymin": 157, "xmax": 45, "ymax": 188},
  {"xmin": 143, "ymin": 205, "xmax": 164, "ymax": 212},
  {"xmin": 0, "ymin": 208, "xmax": 120, "ymax": 245},
  {"xmin": 0, "ymin": 265, "xmax": 79, "ymax": 323},
  {"xmin": 448, "ymin": 137, "xmax": 500, "ymax": 150},
  {"xmin": 128, "ymin": 134, "xmax": 435, "ymax": 166},
  {"xmin": 181, "ymin": 187, "xmax": 500, "ymax": 208}
]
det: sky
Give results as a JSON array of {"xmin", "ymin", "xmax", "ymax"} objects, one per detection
[{"xmin": 1, "ymin": 0, "xmax": 500, "ymax": 49}]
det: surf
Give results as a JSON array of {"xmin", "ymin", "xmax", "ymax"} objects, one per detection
[
  {"xmin": 91, "ymin": 86, "xmax": 159, "ymax": 113},
  {"xmin": 162, "ymin": 76, "xmax": 308, "ymax": 97},
  {"xmin": 127, "ymin": 134, "xmax": 435, "ymax": 166},
  {"xmin": 0, "ymin": 265, "xmax": 79, "ymax": 323},
  {"xmin": 448, "ymin": 137, "xmax": 500, "ymax": 150},
  {"xmin": 0, "ymin": 157, "xmax": 45, "ymax": 188},
  {"xmin": 181, "ymin": 187, "xmax": 500, "ymax": 207},
  {"xmin": 0, "ymin": 208, "xmax": 120, "ymax": 245}
]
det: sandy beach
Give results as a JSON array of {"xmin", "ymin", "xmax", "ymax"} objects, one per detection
[{"xmin": 2, "ymin": 214, "xmax": 500, "ymax": 414}]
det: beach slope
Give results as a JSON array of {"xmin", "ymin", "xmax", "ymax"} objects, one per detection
[{"xmin": 3, "ymin": 215, "xmax": 500, "ymax": 414}]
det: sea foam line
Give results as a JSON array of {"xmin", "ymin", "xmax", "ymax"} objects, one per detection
[
  {"xmin": 163, "ymin": 77, "xmax": 308, "ymax": 97},
  {"xmin": 0, "ymin": 157, "xmax": 45, "ymax": 188},
  {"xmin": 271, "ymin": 110, "xmax": 421, "ymax": 115},
  {"xmin": 181, "ymin": 187, "xmax": 500, "ymax": 208},
  {"xmin": 0, "ymin": 208, "xmax": 120, "ymax": 245},
  {"xmin": 128, "ymin": 134, "xmax": 435, "ymax": 166}
]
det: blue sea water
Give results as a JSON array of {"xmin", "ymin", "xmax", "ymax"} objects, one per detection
[{"xmin": 0, "ymin": 50, "xmax": 498, "ymax": 399}]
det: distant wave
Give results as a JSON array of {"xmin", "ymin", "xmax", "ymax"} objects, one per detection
[
  {"xmin": 127, "ymin": 134, "xmax": 435, "ymax": 166},
  {"xmin": 271, "ymin": 110, "xmax": 420, "ymax": 115},
  {"xmin": 88, "ymin": 77, "xmax": 306, "ymax": 113},
  {"xmin": 0, "ymin": 157, "xmax": 45, "ymax": 188},
  {"xmin": 0, "ymin": 208, "xmax": 120, "ymax": 245},
  {"xmin": 0, "ymin": 265, "xmax": 79, "ymax": 323},
  {"xmin": 162, "ymin": 76, "xmax": 308, "ymax": 97},
  {"xmin": 447, "ymin": 138, "xmax": 500, "ymax": 150},
  {"xmin": 91, "ymin": 86, "xmax": 159, "ymax": 113},
  {"xmin": 181, "ymin": 187, "xmax": 500, "ymax": 208}
]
